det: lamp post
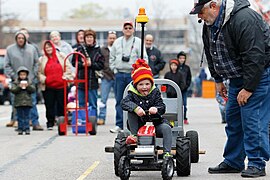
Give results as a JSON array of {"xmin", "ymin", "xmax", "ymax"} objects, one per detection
[{"xmin": 136, "ymin": 8, "xmax": 148, "ymax": 59}]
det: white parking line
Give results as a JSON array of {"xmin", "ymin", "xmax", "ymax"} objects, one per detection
[{"xmin": 76, "ymin": 161, "xmax": 100, "ymax": 180}]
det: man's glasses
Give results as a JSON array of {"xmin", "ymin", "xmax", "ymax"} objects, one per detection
[
  {"xmin": 124, "ymin": 27, "xmax": 133, "ymax": 30},
  {"xmin": 108, "ymin": 31, "xmax": 116, "ymax": 34}
]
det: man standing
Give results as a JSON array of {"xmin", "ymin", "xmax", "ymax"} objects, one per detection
[
  {"xmin": 177, "ymin": 51, "xmax": 192, "ymax": 124},
  {"xmin": 109, "ymin": 21, "xmax": 147, "ymax": 133},
  {"xmin": 190, "ymin": 0, "xmax": 270, "ymax": 178},
  {"xmin": 97, "ymin": 31, "xmax": 117, "ymax": 125},
  {"xmin": 5, "ymin": 31, "xmax": 43, "ymax": 130},
  {"xmin": 145, "ymin": 34, "xmax": 166, "ymax": 78}
]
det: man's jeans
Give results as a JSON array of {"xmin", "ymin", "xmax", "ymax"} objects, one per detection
[
  {"xmin": 223, "ymin": 67, "xmax": 270, "ymax": 170},
  {"xmin": 114, "ymin": 72, "xmax": 132, "ymax": 129},
  {"xmin": 31, "ymin": 92, "xmax": 39, "ymax": 126},
  {"xmin": 78, "ymin": 88, "xmax": 98, "ymax": 111},
  {"xmin": 98, "ymin": 78, "xmax": 115, "ymax": 121},
  {"xmin": 17, "ymin": 107, "xmax": 31, "ymax": 131}
]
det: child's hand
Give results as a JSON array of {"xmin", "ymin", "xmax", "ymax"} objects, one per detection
[
  {"xmin": 149, "ymin": 107, "xmax": 158, "ymax": 115},
  {"xmin": 136, "ymin": 107, "xmax": 145, "ymax": 117}
]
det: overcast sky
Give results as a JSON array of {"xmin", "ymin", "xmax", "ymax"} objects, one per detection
[{"xmin": 1, "ymin": 0, "xmax": 194, "ymax": 20}]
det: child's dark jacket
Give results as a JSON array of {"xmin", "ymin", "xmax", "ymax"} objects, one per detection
[
  {"xmin": 10, "ymin": 80, "xmax": 35, "ymax": 107},
  {"xmin": 164, "ymin": 71, "xmax": 185, "ymax": 98},
  {"xmin": 121, "ymin": 84, "xmax": 166, "ymax": 126}
]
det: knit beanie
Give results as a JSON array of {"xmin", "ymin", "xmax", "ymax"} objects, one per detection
[
  {"xmin": 131, "ymin": 59, "xmax": 154, "ymax": 85},
  {"xmin": 169, "ymin": 59, "xmax": 179, "ymax": 65}
]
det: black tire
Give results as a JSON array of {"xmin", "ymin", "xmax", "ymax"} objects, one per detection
[
  {"xmin": 58, "ymin": 116, "xmax": 65, "ymax": 136},
  {"xmin": 161, "ymin": 156, "xmax": 174, "ymax": 180},
  {"xmin": 89, "ymin": 116, "xmax": 97, "ymax": 135},
  {"xmin": 114, "ymin": 135, "xmax": 128, "ymax": 176},
  {"xmin": 176, "ymin": 137, "xmax": 191, "ymax": 176},
  {"xmin": 118, "ymin": 156, "xmax": 130, "ymax": 180},
  {"xmin": 186, "ymin": 130, "xmax": 199, "ymax": 163}
]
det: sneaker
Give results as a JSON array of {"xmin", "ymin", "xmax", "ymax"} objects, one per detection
[
  {"xmin": 184, "ymin": 119, "xmax": 189, "ymax": 125},
  {"xmin": 241, "ymin": 166, "xmax": 266, "ymax": 178},
  {"xmin": 47, "ymin": 127, "xmax": 53, "ymax": 130},
  {"xmin": 25, "ymin": 129, "xmax": 30, "ymax": 135},
  {"xmin": 163, "ymin": 152, "xmax": 173, "ymax": 159},
  {"xmin": 18, "ymin": 129, "xmax": 23, "ymax": 135},
  {"xmin": 33, "ymin": 125, "xmax": 44, "ymax": 131},
  {"xmin": 126, "ymin": 135, "xmax": 137, "ymax": 144},
  {"xmin": 6, "ymin": 121, "xmax": 16, "ymax": 127},
  {"xmin": 110, "ymin": 126, "xmax": 122, "ymax": 133},
  {"xmin": 97, "ymin": 119, "xmax": 105, "ymax": 125}
]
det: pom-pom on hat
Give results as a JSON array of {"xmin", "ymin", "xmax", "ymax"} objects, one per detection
[{"xmin": 131, "ymin": 59, "xmax": 153, "ymax": 85}]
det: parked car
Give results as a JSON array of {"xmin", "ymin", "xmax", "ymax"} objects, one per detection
[{"xmin": 0, "ymin": 49, "xmax": 11, "ymax": 105}]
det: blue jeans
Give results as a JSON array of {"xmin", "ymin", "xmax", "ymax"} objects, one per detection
[
  {"xmin": 30, "ymin": 92, "xmax": 39, "ymax": 126},
  {"xmin": 17, "ymin": 107, "xmax": 31, "ymax": 131},
  {"xmin": 223, "ymin": 67, "xmax": 270, "ymax": 170},
  {"xmin": 78, "ymin": 88, "xmax": 98, "ymax": 111},
  {"xmin": 114, "ymin": 72, "xmax": 132, "ymax": 129},
  {"xmin": 98, "ymin": 78, "xmax": 115, "ymax": 121},
  {"xmin": 181, "ymin": 90, "xmax": 188, "ymax": 120}
]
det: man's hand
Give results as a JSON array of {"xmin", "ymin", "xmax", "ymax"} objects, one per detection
[
  {"xmin": 149, "ymin": 107, "xmax": 158, "ymax": 115},
  {"xmin": 237, "ymin": 89, "xmax": 252, "ymax": 106},
  {"xmin": 216, "ymin": 82, "xmax": 227, "ymax": 98}
]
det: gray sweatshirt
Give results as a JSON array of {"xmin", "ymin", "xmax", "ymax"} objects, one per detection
[
  {"xmin": 4, "ymin": 43, "xmax": 39, "ymax": 84},
  {"xmin": 109, "ymin": 35, "xmax": 148, "ymax": 73}
]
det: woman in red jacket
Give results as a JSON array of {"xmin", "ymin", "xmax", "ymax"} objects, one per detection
[{"xmin": 38, "ymin": 40, "xmax": 73, "ymax": 130}]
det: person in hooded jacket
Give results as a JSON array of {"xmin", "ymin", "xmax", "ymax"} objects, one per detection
[
  {"xmin": 4, "ymin": 31, "xmax": 43, "ymax": 131},
  {"xmin": 72, "ymin": 29, "xmax": 85, "ymax": 51},
  {"xmin": 38, "ymin": 40, "xmax": 74, "ymax": 130},
  {"xmin": 164, "ymin": 59, "xmax": 185, "ymax": 98},
  {"xmin": 10, "ymin": 66, "xmax": 35, "ymax": 135},
  {"xmin": 71, "ymin": 29, "xmax": 105, "ymax": 111},
  {"xmin": 177, "ymin": 51, "xmax": 192, "ymax": 124}
]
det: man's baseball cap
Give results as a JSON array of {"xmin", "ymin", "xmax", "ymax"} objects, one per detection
[
  {"xmin": 190, "ymin": 0, "xmax": 212, "ymax": 14},
  {"xmin": 123, "ymin": 21, "xmax": 133, "ymax": 27}
]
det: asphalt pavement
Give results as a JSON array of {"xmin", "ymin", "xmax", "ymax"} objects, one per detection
[{"xmin": 0, "ymin": 98, "xmax": 269, "ymax": 180}]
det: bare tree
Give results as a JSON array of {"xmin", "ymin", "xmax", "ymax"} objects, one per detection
[{"xmin": 64, "ymin": 2, "xmax": 107, "ymax": 19}]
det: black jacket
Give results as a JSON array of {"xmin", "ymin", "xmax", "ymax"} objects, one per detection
[
  {"xmin": 121, "ymin": 84, "xmax": 166, "ymax": 126},
  {"xmin": 146, "ymin": 46, "xmax": 166, "ymax": 77},
  {"xmin": 72, "ymin": 44, "xmax": 104, "ymax": 90},
  {"xmin": 178, "ymin": 64, "xmax": 192, "ymax": 91},
  {"xmin": 203, "ymin": 0, "xmax": 270, "ymax": 92},
  {"xmin": 164, "ymin": 71, "xmax": 185, "ymax": 98}
]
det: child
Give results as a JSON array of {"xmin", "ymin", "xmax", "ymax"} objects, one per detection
[
  {"xmin": 121, "ymin": 59, "xmax": 172, "ymax": 158},
  {"xmin": 177, "ymin": 51, "xmax": 192, "ymax": 124},
  {"xmin": 10, "ymin": 66, "xmax": 35, "ymax": 135},
  {"xmin": 164, "ymin": 59, "xmax": 185, "ymax": 98}
]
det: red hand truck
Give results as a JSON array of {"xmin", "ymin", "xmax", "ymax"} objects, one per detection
[{"xmin": 57, "ymin": 52, "xmax": 97, "ymax": 136}]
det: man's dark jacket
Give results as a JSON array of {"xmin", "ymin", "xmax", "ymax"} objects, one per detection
[
  {"xmin": 146, "ymin": 46, "xmax": 166, "ymax": 77},
  {"xmin": 203, "ymin": 0, "xmax": 270, "ymax": 92}
]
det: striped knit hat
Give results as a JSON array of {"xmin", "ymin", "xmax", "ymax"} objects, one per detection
[{"xmin": 131, "ymin": 59, "xmax": 153, "ymax": 85}]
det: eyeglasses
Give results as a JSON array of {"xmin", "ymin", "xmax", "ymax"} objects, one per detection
[
  {"xmin": 124, "ymin": 27, "xmax": 133, "ymax": 30},
  {"xmin": 108, "ymin": 31, "xmax": 116, "ymax": 34}
]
